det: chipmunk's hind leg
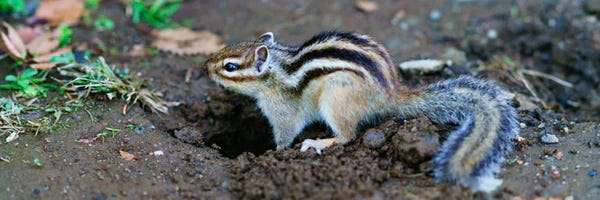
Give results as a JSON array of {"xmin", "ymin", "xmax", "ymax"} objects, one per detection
[{"xmin": 300, "ymin": 83, "xmax": 368, "ymax": 154}]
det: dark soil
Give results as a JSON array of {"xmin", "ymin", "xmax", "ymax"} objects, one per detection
[{"xmin": 1, "ymin": 0, "xmax": 600, "ymax": 199}]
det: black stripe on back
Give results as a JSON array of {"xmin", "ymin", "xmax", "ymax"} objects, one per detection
[
  {"xmin": 297, "ymin": 31, "xmax": 374, "ymax": 53},
  {"xmin": 294, "ymin": 68, "xmax": 365, "ymax": 94},
  {"xmin": 285, "ymin": 48, "xmax": 388, "ymax": 88}
]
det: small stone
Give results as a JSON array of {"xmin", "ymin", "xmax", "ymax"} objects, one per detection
[
  {"xmin": 537, "ymin": 123, "xmax": 545, "ymax": 128},
  {"xmin": 151, "ymin": 150, "xmax": 164, "ymax": 156},
  {"xmin": 429, "ymin": 9, "xmax": 442, "ymax": 22},
  {"xmin": 519, "ymin": 123, "xmax": 527, "ymax": 128},
  {"xmin": 562, "ymin": 127, "xmax": 570, "ymax": 134},
  {"xmin": 5, "ymin": 132, "xmax": 18, "ymax": 143},
  {"xmin": 541, "ymin": 134, "xmax": 559, "ymax": 144},
  {"xmin": 355, "ymin": 0, "xmax": 379, "ymax": 13},
  {"xmin": 487, "ymin": 29, "xmax": 498, "ymax": 39},
  {"xmin": 554, "ymin": 151, "xmax": 564, "ymax": 160},
  {"xmin": 362, "ymin": 129, "xmax": 386, "ymax": 149},
  {"xmin": 147, "ymin": 124, "xmax": 156, "ymax": 131}
]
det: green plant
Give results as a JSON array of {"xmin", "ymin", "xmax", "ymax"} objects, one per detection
[
  {"xmin": 85, "ymin": 0, "xmax": 100, "ymax": 10},
  {"xmin": 0, "ymin": 0, "xmax": 25, "ymax": 14},
  {"xmin": 58, "ymin": 26, "xmax": 73, "ymax": 47},
  {"xmin": 94, "ymin": 15, "xmax": 115, "ymax": 31},
  {"xmin": 130, "ymin": 0, "xmax": 182, "ymax": 29},
  {"xmin": 0, "ymin": 68, "xmax": 57, "ymax": 98}
]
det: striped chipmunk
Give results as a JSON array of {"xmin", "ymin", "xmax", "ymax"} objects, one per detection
[{"xmin": 204, "ymin": 31, "xmax": 519, "ymax": 192}]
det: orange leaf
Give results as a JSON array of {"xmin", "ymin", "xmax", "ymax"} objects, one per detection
[
  {"xmin": 26, "ymin": 31, "xmax": 60, "ymax": 55},
  {"xmin": 30, "ymin": 63, "xmax": 58, "ymax": 70},
  {"xmin": 32, "ymin": 47, "xmax": 72, "ymax": 63},
  {"xmin": 16, "ymin": 26, "xmax": 45, "ymax": 44},
  {"xmin": 119, "ymin": 150, "xmax": 136, "ymax": 161},
  {"xmin": 0, "ymin": 22, "xmax": 27, "ymax": 61},
  {"xmin": 34, "ymin": 0, "xmax": 84, "ymax": 26},
  {"xmin": 152, "ymin": 29, "xmax": 225, "ymax": 56}
]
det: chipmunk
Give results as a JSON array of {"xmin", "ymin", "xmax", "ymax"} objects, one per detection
[{"xmin": 204, "ymin": 31, "xmax": 519, "ymax": 192}]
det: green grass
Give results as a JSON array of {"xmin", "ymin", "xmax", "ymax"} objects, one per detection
[
  {"xmin": 94, "ymin": 15, "xmax": 115, "ymax": 31},
  {"xmin": 0, "ymin": 0, "xmax": 25, "ymax": 14},
  {"xmin": 130, "ymin": 0, "xmax": 182, "ymax": 29},
  {"xmin": 0, "ymin": 68, "xmax": 58, "ymax": 98},
  {"xmin": 85, "ymin": 0, "xmax": 100, "ymax": 10},
  {"xmin": 58, "ymin": 26, "xmax": 73, "ymax": 47}
]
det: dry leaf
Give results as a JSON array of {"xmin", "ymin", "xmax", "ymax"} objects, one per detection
[
  {"xmin": 16, "ymin": 26, "xmax": 45, "ymax": 44},
  {"xmin": 26, "ymin": 28, "xmax": 62, "ymax": 55},
  {"xmin": 152, "ymin": 28, "xmax": 225, "ymax": 56},
  {"xmin": 31, "ymin": 63, "xmax": 59, "ymax": 70},
  {"xmin": 119, "ymin": 150, "xmax": 136, "ymax": 161},
  {"xmin": 355, "ymin": 0, "xmax": 379, "ymax": 13},
  {"xmin": 0, "ymin": 22, "xmax": 27, "ymax": 61},
  {"xmin": 152, "ymin": 28, "xmax": 201, "ymax": 41},
  {"xmin": 32, "ymin": 47, "xmax": 72, "ymax": 63},
  {"xmin": 1, "ymin": 22, "xmax": 72, "ymax": 70},
  {"xmin": 34, "ymin": 0, "xmax": 84, "ymax": 26}
]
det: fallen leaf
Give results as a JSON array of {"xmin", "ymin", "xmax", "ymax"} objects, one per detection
[
  {"xmin": 16, "ymin": 26, "xmax": 45, "ymax": 44},
  {"xmin": 34, "ymin": 0, "xmax": 84, "ymax": 26},
  {"xmin": 355, "ymin": 0, "xmax": 379, "ymax": 13},
  {"xmin": 26, "ymin": 28, "xmax": 62, "ymax": 55},
  {"xmin": 152, "ymin": 28, "xmax": 201, "ymax": 41},
  {"xmin": 119, "ymin": 150, "xmax": 136, "ymax": 161},
  {"xmin": 32, "ymin": 47, "xmax": 72, "ymax": 63},
  {"xmin": 0, "ymin": 22, "xmax": 27, "ymax": 61},
  {"xmin": 152, "ymin": 28, "xmax": 225, "ymax": 56},
  {"xmin": 31, "ymin": 63, "xmax": 59, "ymax": 70}
]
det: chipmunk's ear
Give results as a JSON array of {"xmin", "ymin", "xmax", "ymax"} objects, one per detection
[
  {"xmin": 258, "ymin": 32, "xmax": 275, "ymax": 45},
  {"xmin": 254, "ymin": 45, "xmax": 269, "ymax": 72}
]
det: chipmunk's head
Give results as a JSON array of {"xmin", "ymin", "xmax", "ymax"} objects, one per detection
[{"xmin": 206, "ymin": 33, "xmax": 277, "ymax": 96}]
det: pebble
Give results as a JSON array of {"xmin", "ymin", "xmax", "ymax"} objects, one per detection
[
  {"xmin": 362, "ymin": 129, "xmax": 386, "ymax": 149},
  {"xmin": 429, "ymin": 9, "xmax": 442, "ymax": 22},
  {"xmin": 487, "ymin": 29, "xmax": 498, "ymax": 40},
  {"xmin": 147, "ymin": 124, "xmax": 156, "ymax": 131},
  {"xmin": 519, "ymin": 123, "xmax": 527, "ymax": 128},
  {"xmin": 151, "ymin": 150, "xmax": 164, "ymax": 156},
  {"xmin": 538, "ymin": 123, "xmax": 545, "ymax": 128},
  {"xmin": 541, "ymin": 134, "xmax": 559, "ymax": 144}
]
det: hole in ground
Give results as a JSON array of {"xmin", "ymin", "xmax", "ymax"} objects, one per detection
[{"xmin": 205, "ymin": 114, "xmax": 275, "ymax": 158}]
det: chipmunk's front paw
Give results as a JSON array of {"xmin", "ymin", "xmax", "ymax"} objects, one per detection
[{"xmin": 300, "ymin": 138, "xmax": 337, "ymax": 154}]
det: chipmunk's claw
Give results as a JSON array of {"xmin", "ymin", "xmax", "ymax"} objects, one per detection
[{"xmin": 300, "ymin": 138, "xmax": 337, "ymax": 154}]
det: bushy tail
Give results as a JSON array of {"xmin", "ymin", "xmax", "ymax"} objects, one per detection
[{"xmin": 407, "ymin": 76, "xmax": 519, "ymax": 192}]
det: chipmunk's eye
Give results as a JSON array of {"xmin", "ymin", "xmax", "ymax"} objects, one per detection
[{"xmin": 223, "ymin": 63, "xmax": 239, "ymax": 72}]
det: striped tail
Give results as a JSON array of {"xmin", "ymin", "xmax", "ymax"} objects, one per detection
[{"xmin": 418, "ymin": 76, "xmax": 519, "ymax": 192}]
